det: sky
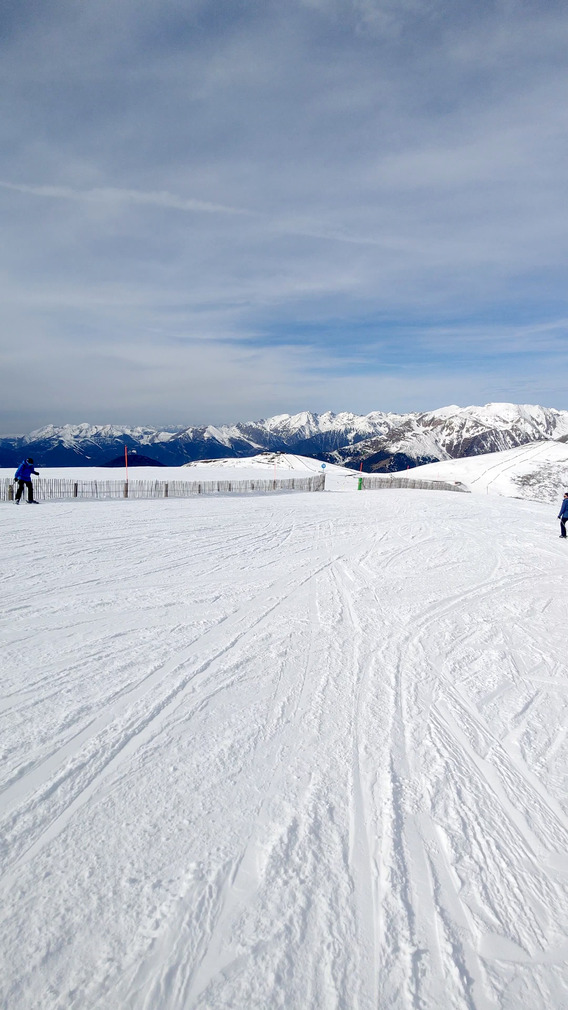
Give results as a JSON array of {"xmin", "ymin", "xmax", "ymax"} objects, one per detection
[{"xmin": 1, "ymin": 0, "xmax": 568, "ymax": 433}]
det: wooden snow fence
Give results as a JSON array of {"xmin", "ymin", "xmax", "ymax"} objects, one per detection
[
  {"xmin": 1, "ymin": 473, "xmax": 326, "ymax": 502},
  {"xmin": 360, "ymin": 476, "xmax": 469, "ymax": 493}
]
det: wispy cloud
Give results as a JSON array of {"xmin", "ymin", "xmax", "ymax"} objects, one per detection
[
  {"xmin": 1, "ymin": 0, "xmax": 568, "ymax": 431},
  {"xmin": 0, "ymin": 179, "xmax": 413, "ymax": 250},
  {"xmin": 0, "ymin": 181, "xmax": 250, "ymax": 216}
]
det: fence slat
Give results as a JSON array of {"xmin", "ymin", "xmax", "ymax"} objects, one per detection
[
  {"xmin": 0, "ymin": 473, "xmax": 326, "ymax": 502},
  {"xmin": 360, "ymin": 476, "xmax": 469, "ymax": 493}
]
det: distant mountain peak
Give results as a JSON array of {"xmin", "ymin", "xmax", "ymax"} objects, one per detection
[{"xmin": 2, "ymin": 403, "xmax": 568, "ymax": 471}]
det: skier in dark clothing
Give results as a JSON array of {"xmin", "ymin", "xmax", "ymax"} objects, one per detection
[
  {"xmin": 14, "ymin": 458, "xmax": 39, "ymax": 503},
  {"xmin": 558, "ymin": 492, "xmax": 568, "ymax": 538}
]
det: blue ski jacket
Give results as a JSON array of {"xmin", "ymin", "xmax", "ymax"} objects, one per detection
[
  {"xmin": 558, "ymin": 497, "xmax": 568, "ymax": 519},
  {"xmin": 14, "ymin": 460, "xmax": 38, "ymax": 481}
]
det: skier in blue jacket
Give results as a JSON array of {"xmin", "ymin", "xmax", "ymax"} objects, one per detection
[
  {"xmin": 558, "ymin": 492, "xmax": 568, "ymax": 538},
  {"xmin": 14, "ymin": 458, "xmax": 39, "ymax": 503}
]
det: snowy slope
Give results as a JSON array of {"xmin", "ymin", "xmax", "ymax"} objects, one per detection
[
  {"xmin": 419, "ymin": 401, "xmax": 568, "ymax": 449},
  {"xmin": 0, "ymin": 453, "xmax": 360, "ymax": 493},
  {"xmin": 182, "ymin": 452, "xmax": 359, "ymax": 491},
  {"xmin": 409, "ymin": 440, "xmax": 568, "ymax": 502},
  {"xmin": 1, "ymin": 490, "xmax": 568, "ymax": 1009}
]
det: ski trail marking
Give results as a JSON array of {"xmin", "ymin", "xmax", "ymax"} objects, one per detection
[{"xmin": 0, "ymin": 555, "xmax": 341, "ymax": 885}]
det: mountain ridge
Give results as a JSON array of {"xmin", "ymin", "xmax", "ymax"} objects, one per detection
[{"xmin": 2, "ymin": 402, "xmax": 568, "ymax": 470}]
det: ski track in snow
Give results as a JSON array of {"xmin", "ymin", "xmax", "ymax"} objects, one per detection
[{"xmin": 1, "ymin": 491, "xmax": 568, "ymax": 1009}]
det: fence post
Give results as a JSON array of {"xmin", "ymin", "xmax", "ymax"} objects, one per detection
[
  {"xmin": 8, "ymin": 483, "xmax": 13, "ymax": 501},
  {"xmin": 73, "ymin": 482, "xmax": 78, "ymax": 498},
  {"xmin": 358, "ymin": 477, "xmax": 363, "ymax": 490},
  {"xmin": 164, "ymin": 483, "xmax": 168, "ymax": 498},
  {"xmin": 124, "ymin": 482, "xmax": 128, "ymax": 498}
]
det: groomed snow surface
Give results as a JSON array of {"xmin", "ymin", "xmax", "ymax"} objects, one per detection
[{"xmin": 2, "ymin": 482, "xmax": 568, "ymax": 1009}]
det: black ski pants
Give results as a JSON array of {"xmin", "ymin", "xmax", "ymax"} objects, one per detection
[
  {"xmin": 561, "ymin": 518, "xmax": 567, "ymax": 538},
  {"xmin": 15, "ymin": 479, "xmax": 33, "ymax": 502}
]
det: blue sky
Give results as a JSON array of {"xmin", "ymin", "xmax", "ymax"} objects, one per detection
[{"xmin": 2, "ymin": 0, "xmax": 568, "ymax": 432}]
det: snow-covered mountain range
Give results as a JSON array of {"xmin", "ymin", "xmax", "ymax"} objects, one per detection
[{"xmin": 2, "ymin": 403, "xmax": 568, "ymax": 470}]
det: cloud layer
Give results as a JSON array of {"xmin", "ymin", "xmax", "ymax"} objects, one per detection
[{"xmin": 1, "ymin": 0, "xmax": 568, "ymax": 431}]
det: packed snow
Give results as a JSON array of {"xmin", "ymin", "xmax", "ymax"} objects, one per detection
[{"xmin": 1, "ymin": 471, "xmax": 568, "ymax": 1010}]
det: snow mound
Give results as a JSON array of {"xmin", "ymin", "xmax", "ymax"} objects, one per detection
[{"xmin": 182, "ymin": 451, "xmax": 358, "ymax": 489}]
